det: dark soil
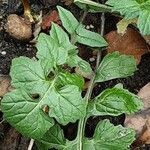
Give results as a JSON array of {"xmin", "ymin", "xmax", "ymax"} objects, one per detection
[{"xmin": 0, "ymin": 0, "xmax": 150, "ymax": 150}]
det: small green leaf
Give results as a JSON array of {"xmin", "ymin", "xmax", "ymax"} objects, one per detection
[
  {"xmin": 87, "ymin": 87, "xmax": 143, "ymax": 116},
  {"xmin": 50, "ymin": 23, "xmax": 77, "ymax": 51},
  {"xmin": 36, "ymin": 33, "xmax": 68, "ymax": 66},
  {"xmin": 74, "ymin": 0, "xmax": 112, "ymax": 13},
  {"xmin": 83, "ymin": 119, "xmax": 136, "ymax": 150},
  {"xmin": 58, "ymin": 71, "xmax": 84, "ymax": 90},
  {"xmin": 57, "ymin": 6, "xmax": 79, "ymax": 34},
  {"xmin": 36, "ymin": 124, "xmax": 66, "ymax": 150},
  {"xmin": 95, "ymin": 52, "xmax": 137, "ymax": 82},
  {"xmin": 76, "ymin": 25, "xmax": 108, "ymax": 48}
]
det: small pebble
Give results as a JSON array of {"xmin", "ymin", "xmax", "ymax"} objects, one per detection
[
  {"xmin": 90, "ymin": 24, "xmax": 94, "ymax": 29},
  {"xmin": 89, "ymin": 57, "xmax": 95, "ymax": 62},
  {"xmin": 1, "ymin": 51, "xmax": 6, "ymax": 55},
  {"xmin": 86, "ymin": 25, "xmax": 90, "ymax": 30}
]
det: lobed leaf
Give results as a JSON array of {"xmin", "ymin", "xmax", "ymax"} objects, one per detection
[
  {"xmin": 87, "ymin": 86, "xmax": 143, "ymax": 116},
  {"xmin": 95, "ymin": 52, "xmax": 137, "ymax": 82},
  {"xmin": 83, "ymin": 119, "xmax": 136, "ymax": 150},
  {"xmin": 1, "ymin": 56, "xmax": 86, "ymax": 138}
]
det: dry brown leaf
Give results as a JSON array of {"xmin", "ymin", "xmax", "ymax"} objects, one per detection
[
  {"xmin": 105, "ymin": 28, "xmax": 149, "ymax": 64},
  {"xmin": 125, "ymin": 82, "xmax": 150, "ymax": 147},
  {"xmin": 0, "ymin": 75, "xmax": 11, "ymax": 97},
  {"xmin": 41, "ymin": 10, "xmax": 61, "ymax": 30}
]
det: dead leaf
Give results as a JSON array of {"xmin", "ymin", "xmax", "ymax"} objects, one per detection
[
  {"xmin": 117, "ymin": 18, "xmax": 137, "ymax": 34},
  {"xmin": 125, "ymin": 82, "xmax": 150, "ymax": 148},
  {"xmin": 41, "ymin": 10, "xmax": 61, "ymax": 30},
  {"xmin": 105, "ymin": 28, "xmax": 149, "ymax": 64},
  {"xmin": 30, "ymin": 11, "xmax": 43, "ymax": 43},
  {"xmin": 137, "ymin": 83, "xmax": 150, "ymax": 110},
  {"xmin": 0, "ymin": 75, "xmax": 11, "ymax": 97}
]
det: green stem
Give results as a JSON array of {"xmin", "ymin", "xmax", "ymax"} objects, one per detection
[{"xmin": 76, "ymin": 10, "xmax": 106, "ymax": 150}]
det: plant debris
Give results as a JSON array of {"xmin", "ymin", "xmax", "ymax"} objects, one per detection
[{"xmin": 105, "ymin": 28, "xmax": 149, "ymax": 64}]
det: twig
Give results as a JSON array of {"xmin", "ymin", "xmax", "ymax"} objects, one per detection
[{"xmin": 28, "ymin": 139, "xmax": 34, "ymax": 150}]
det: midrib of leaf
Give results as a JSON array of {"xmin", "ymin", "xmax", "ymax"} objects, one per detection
[{"xmin": 61, "ymin": 10, "xmax": 78, "ymax": 33}]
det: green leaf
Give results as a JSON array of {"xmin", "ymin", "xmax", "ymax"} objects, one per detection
[
  {"xmin": 10, "ymin": 57, "xmax": 53, "ymax": 93},
  {"xmin": 87, "ymin": 87, "xmax": 143, "ymax": 116},
  {"xmin": 36, "ymin": 33, "xmax": 68, "ymax": 66},
  {"xmin": 50, "ymin": 23, "xmax": 77, "ymax": 51},
  {"xmin": 83, "ymin": 119, "xmax": 136, "ymax": 150},
  {"xmin": 36, "ymin": 124, "xmax": 66, "ymax": 150},
  {"xmin": 106, "ymin": 0, "xmax": 150, "ymax": 35},
  {"xmin": 66, "ymin": 51, "xmax": 93, "ymax": 79},
  {"xmin": 67, "ymin": 52, "xmax": 79, "ymax": 67},
  {"xmin": 58, "ymin": 71, "xmax": 84, "ymax": 90},
  {"xmin": 76, "ymin": 58, "xmax": 93, "ymax": 79},
  {"xmin": 106, "ymin": 0, "xmax": 141, "ymax": 19},
  {"xmin": 137, "ymin": 10, "xmax": 150, "ymax": 35},
  {"xmin": 95, "ymin": 52, "xmax": 137, "ymax": 82},
  {"xmin": 74, "ymin": 0, "xmax": 112, "ymax": 13},
  {"xmin": 76, "ymin": 25, "xmax": 108, "ymax": 48},
  {"xmin": 57, "ymin": 6, "xmax": 79, "ymax": 34},
  {"xmin": 47, "ymin": 85, "xmax": 86, "ymax": 125},
  {"xmin": 2, "ymin": 89, "xmax": 54, "ymax": 139},
  {"xmin": 1, "ymin": 57, "xmax": 86, "ymax": 138}
]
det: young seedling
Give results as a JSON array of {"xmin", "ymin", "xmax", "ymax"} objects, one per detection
[{"xmin": 1, "ymin": 4, "xmax": 144, "ymax": 150}]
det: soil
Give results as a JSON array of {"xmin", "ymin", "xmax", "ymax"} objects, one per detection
[{"xmin": 0, "ymin": 0, "xmax": 150, "ymax": 150}]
